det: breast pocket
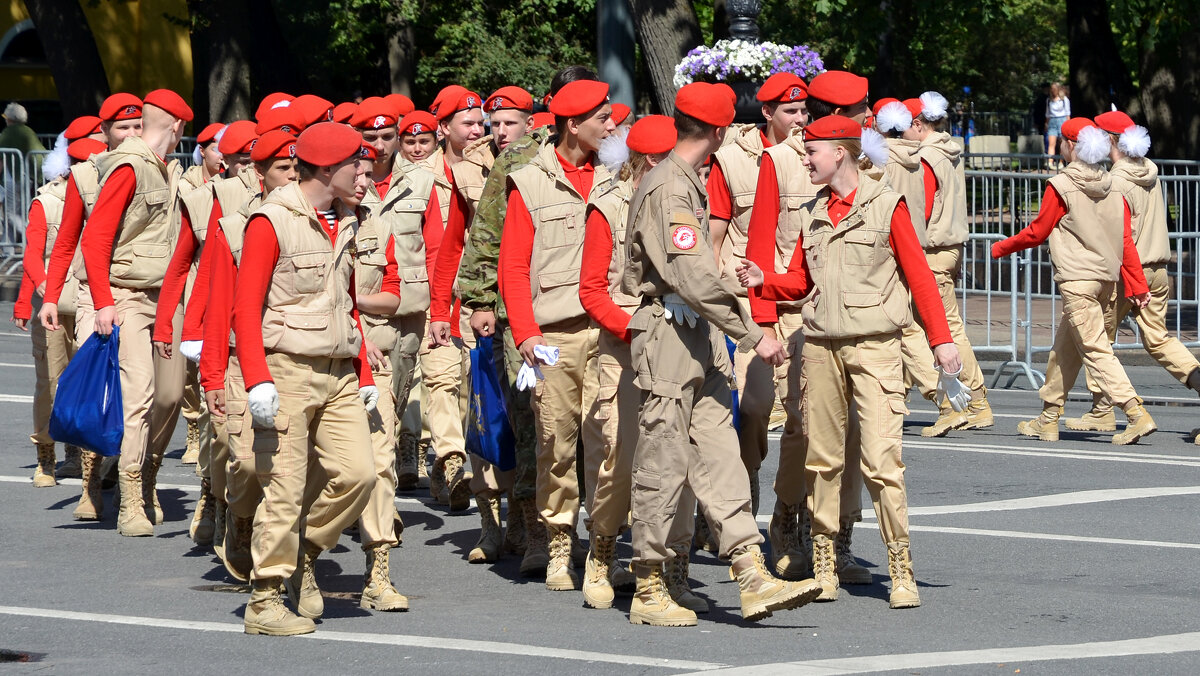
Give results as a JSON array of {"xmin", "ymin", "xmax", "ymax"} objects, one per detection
[
  {"xmin": 536, "ymin": 211, "xmax": 582, "ymax": 250},
  {"xmin": 287, "ymin": 252, "xmax": 328, "ymax": 294},
  {"xmin": 843, "ymin": 230, "xmax": 877, "ymax": 267}
]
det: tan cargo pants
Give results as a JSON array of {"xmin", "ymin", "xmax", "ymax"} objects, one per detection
[
  {"xmin": 900, "ymin": 245, "xmax": 985, "ymax": 398},
  {"xmin": 803, "ymin": 333, "xmax": 911, "ymax": 544},
  {"xmin": 733, "ymin": 297, "xmax": 775, "ymax": 475},
  {"xmin": 465, "ymin": 327, "xmax": 513, "ymax": 496},
  {"xmin": 1040, "ymin": 280, "xmax": 1139, "ymax": 408},
  {"xmin": 531, "ymin": 316, "xmax": 602, "ymax": 529},
  {"xmin": 628, "ymin": 303, "xmax": 762, "ymax": 566},
  {"xmin": 221, "ymin": 355, "xmax": 262, "ymax": 517},
  {"xmin": 183, "ymin": 360, "xmax": 212, "ymax": 476},
  {"xmin": 30, "ymin": 303, "xmax": 75, "ymax": 446},
  {"xmin": 249, "ymin": 353, "xmax": 375, "ymax": 581},
  {"xmin": 359, "ymin": 359, "xmax": 399, "ymax": 548},
  {"xmin": 1086, "ymin": 264, "xmax": 1200, "ymax": 409}
]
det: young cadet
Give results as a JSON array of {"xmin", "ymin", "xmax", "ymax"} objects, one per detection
[
  {"xmin": 354, "ymin": 97, "xmax": 401, "ymax": 195},
  {"xmin": 743, "ymin": 70, "xmax": 870, "ymax": 586},
  {"xmin": 397, "ymin": 111, "xmax": 439, "ymax": 164},
  {"xmin": 706, "ymin": 72, "xmax": 808, "ymax": 516},
  {"xmin": 992, "ymin": 118, "xmax": 1156, "ymax": 445},
  {"xmin": 458, "ymin": 66, "xmax": 602, "ymax": 576},
  {"xmin": 180, "ymin": 122, "xmax": 226, "ymax": 194},
  {"xmin": 895, "ymin": 91, "xmax": 993, "ymax": 437},
  {"xmin": 348, "ymin": 144, "xmax": 409, "ymax": 612},
  {"xmin": 36, "ymin": 95, "xmax": 142, "ymax": 520},
  {"xmin": 1062, "ymin": 112, "xmax": 1200, "ymax": 432},
  {"xmin": 621, "ymin": 83, "xmax": 820, "ymax": 627},
  {"xmin": 231, "ymin": 123, "xmax": 377, "ymax": 636},
  {"xmin": 498, "ymin": 79, "xmax": 616, "ymax": 590},
  {"xmin": 82, "ymin": 90, "xmax": 193, "ymax": 537},
  {"xmin": 13, "ymin": 126, "xmax": 105, "ymax": 486},
  {"xmin": 739, "ymin": 114, "xmax": 960, "ymax": 609},
  {"xmin": 873, "ymin": 99, "xmax": 927, "ymax": 246},
  {"xmin": 580, "ymin": 115, "xmax": 706, "ymax": 611},
  {"xmin": 429, "ymin": 85, "xmax": 535, "ymax": 561},
  {"xmin": 199, "ymin": 129, "xmax": 297, "ymax": 581}
]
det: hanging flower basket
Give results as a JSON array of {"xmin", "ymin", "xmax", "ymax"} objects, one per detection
[{"xmin": 673, "ymin": 39, "xmax": 824, "ymax": 88}]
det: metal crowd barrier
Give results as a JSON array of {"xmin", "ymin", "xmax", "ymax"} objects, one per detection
[{"xmin": 963, "ymin": 165, "xmax": 1200, "ymax": 388}]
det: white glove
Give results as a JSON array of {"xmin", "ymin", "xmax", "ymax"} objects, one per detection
[
  {"xmin": 247, "ymin": 382, "xmax": 279, "ymax": 428},
  {"xmin": 663, "ymin": 293, "xmax": 699, "ymax": 328},
  {"xmin": 359, "ymin": 385, "xmax": 378, "ymax": 411},
  {"xmin": 936, "ymin": 365, "xmax": 971, "ymax": 412},
  {"xmin": 180, "ymin": 340, "xmax": 203, "ymax": 363},
  {"xmin": 515, "ymin": 344, "xmax": 560, "ymax": 391}
]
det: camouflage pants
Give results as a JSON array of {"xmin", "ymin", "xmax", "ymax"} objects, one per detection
[{"xmin": 499, "ymin": 321, "xmax": 537, "ymax": 501}]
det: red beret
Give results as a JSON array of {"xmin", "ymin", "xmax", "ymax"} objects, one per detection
[
  {"xmin": 99, "ymin": 93, "xmax": 142, "ymax": 122},
  {"xmin": 64, "ymin": 116, "xmax": 102, "ymax": 141},
  {"xmin": 351, "ymin": 97, "xmax": 398, "ymax": 130},
  {"xmin": 196, "ymin": 123, "xmax": 225, "ymax": 145},
  {"xmin": 485, "ymin": 86, "xmax": 534, "ymax": 113},
  {"xmin": 872, "ymin": 98, "xmax": 899, "ymax": 117},
  {"xmin": 143, "ymin": 89, "xmax": 193, "ymax": 122},
  {"xmin": 902, "ymin": 98, "xmax": 923, "ymax": 120},
  {"xmin": 255, "ymin": 93, "xmax": 294, "ymax": 121},
  {"xmin": 385, "ymin": 94, "xmax": 415, "ymax": 117},
  {"xmin": 250, "ymin": 130, "xmax": 298, "ymax": 163},
  {"xmin": 255, "ymin": 106, "xmax": 307, "ymax": 135},
  {"xmin": 1060, "ymin": 117, "xmax": 1095, "ymax": 142},
  {"xmin": 611, "ymin": 102, "xmax": 632, "ymax": 125},
  {"xmin": 804, "ymin": 114, "xmax": 862, "ymax": 141},
  {"xmin": 626, "ymin": 115, "xmax": 676, "ymax": 154},
  {"xmin": 358, "ymin": 144, "xmax": 377, "ymax": 162},
  {"xmin": 398, "ymin": 111, "xmax": 438, "ymax": 136},
  {"xmin": 530, "ymin": 112, "xmax": 555, "ymax": 129},
  {"xmin": 68, "ymin": 138, "xmax": 107, "ymax": 162},
  {"xmin": 1095, "ymin": 110, "xmax": 1136, "ymax": 135},
  {"xmin": 675, "ymin": 82, "xmax": 735, "ymax": 127},
  {"xmin": 714, "ymin": 83, "xmax": 737, "ymax": 106},
  {"xmin": 331, "ymin": 102, "xmax": 357, "ymax": 124},
  {"xmin": 432, "ymin": 85, "xmax": 483, "ymax": 122},
  {"xmin": 549, "ymin": 80, "xmax": 610, "ymax": 117},
  {"xmin": 757, "ymin": 73, "xmax": 808, "ymax": 103},
  {"xmin": 218, "ymin": 120, "xmax": 258, "ymax": 155},
  {"xmin": 808, "ymin": 71, "xmax": 869, "ymax": 107},
  {"xmin": 293, "ymin": 95, "xmax": 334, "ymax": 126},
  {"xmin": 296, "ymin": 122, "xmax": 362, "ymax": 166}
]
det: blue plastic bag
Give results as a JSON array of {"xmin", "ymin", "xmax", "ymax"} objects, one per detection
[
  {"xmin": 49, "ymin": 326, "xmax": 124, "ymax": 457},
  {"xmin": 465, "ymin": 335, "xmax": 516, "ymax": 471},
  {"xmin": 726, "ymin": 336, "xmax": 741, "ymax": 433}
]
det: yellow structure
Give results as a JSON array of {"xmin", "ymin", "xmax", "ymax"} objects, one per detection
[{"xmin": 1, "ymin": 0, "xmax": 193, "ymax": 107}]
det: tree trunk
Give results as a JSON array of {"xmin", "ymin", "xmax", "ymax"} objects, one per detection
[
  {"xmin": 626, "ymin": 0, "xmax": 703, "ymax": 114},
  {"xmin": 387, "ymin": 19, "xmax": 416, "ymax": 97},
  {"xmin": 1127, "ymin": 21, "xmax": 1200, "ymax": 160},
  {"xmin": 188, "ymin": 0, "xmax": 254, "ymax": 124},
  {"xmin": 1065, "ymin": 0, "xmax": 1133, "ymax": 119},
  {"xmin": 24, "ymin": 0, "xmax": 110, "ymax": 118}
]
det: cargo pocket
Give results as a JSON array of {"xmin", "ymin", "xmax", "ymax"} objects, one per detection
[
  {"xmin": 843, "ymin": 230, "xmax": 876, "ymax": 267},
  {"xmin": 252, "ymin": 412, "xmax": 291, "ymax": 478},
  {"xmin": 224, "ymin": 399, "xmax": 251, "ymax": 461},
  {"xmin": 289, "ymin": 252, "xmax": 328, "ymax": 294},
  {"xmin": 878, "ymin": 378, "xmax": 909, "ymax": 440}
]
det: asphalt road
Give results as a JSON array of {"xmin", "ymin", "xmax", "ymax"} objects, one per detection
[{"xmin": 2, "ymin": 306, "xmax": 1199, "ymax": 675}]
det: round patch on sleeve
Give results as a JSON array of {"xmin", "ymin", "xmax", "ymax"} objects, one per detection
[{"xmin": 672, "ymin": 225, "xmax": 698, "ymax": 250}]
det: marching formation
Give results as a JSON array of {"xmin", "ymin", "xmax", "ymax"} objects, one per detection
[{"xmin": 14, "ymin": 64, "xmax": 1190, "ymax": 636}]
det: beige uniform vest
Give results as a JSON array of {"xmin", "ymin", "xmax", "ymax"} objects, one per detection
[
  {"xmin": 90, "ymin": 136, "xmax": 183, "ymax": 289},
  {"xmin": 253, "ymin": 181, "xmax": 362, "ymax": 359},
  {"xmin": 222, "ymin": 193, "xmax": 264, "ymax": 349},
  {"xmin": 918, "ymin": 133, "xmax": 968, "ymax": 247},
  {"xmin": 764, "ymin": 133, "xmax": 819, "ymax": 311},
  {"xmin": 1047, "ymin": 164, "xmax": 1125, "ymax": 283},
  {"xmin": 450, "ymin": 135, "xmax": 497, "ymax": 222},
  {"xmin": 884, "ymin": 137, "xmax": 929, "ymax": 248},
  {"xmin": 363, "ymin": 155, "xmax": 436, "ymax": 316},
  {"xmin": 589, "ymin": 179, "xmax": 640, "ymax": 311},
  {"xmin": 712, "ymin": 125, "xmax": 765, "ymax": 295},
  {"xmin": 1110, "ymin": 157, "xmax": 1170, "ymax": 265},
  {"xmin": 35, "ymin": 177, "xmax": 82, "ymax": 314},
  {"xmin": 418, "ymin": 146, "xmax": 453, "ymax": 226},
  {"xmin": 799, "ymin": 174, "xmax": 912, "ymax": 339},
  {"xmin": 179, "ymin": 164, "xmax": 208, "ymax": 196},
  {"xmin": 353, "ymin": 207, "xmax": 402, "ymax": 349},
  {"xmin": 63, "ymin": 159, "xmax": 103, "ymax": 287},
  {"xmin": 508, "ymin": 140, "xmax": 614, "ymax": 328}
]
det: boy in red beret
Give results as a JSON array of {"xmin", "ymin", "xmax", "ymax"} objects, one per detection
[
  {"xmin": 232, "ymin": 122, "xmax": 378, "ymax": 635},
  {"xmin": 182, "ymin": 122, "xmax": 226, "ymax": 193},
  {"xmin": 81, "ymin": 89, "xmax": 194, "ymax": 538},
  {"xmin": 992, "ymin": 118, "xmax": 1155, "ymax": 445},
  {"xmin": 498, "ymin": 78, "xmax": 617, "ymax": 590},
  {"xmin": 397, "ymin": 111, "xmax": 438, "ymax": 163},
  {"xmin": 621, "ymin": 82, "xmax": 819, "ymax": 626}
]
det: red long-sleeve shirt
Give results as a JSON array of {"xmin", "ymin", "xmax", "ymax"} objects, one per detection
[
  {"xmin": 80, "ymin": 165, "xmax": 139, "ymax": 309},
  {"xmin": 746, "ymin": 154, "xmax": 784, "ymax": 325},
  {"xmin": 498, "ymin": 151, "xmax": 595, "ymax": 347},
  {"xmin": 154, "ymin": 200, "xmax": 224, "ymax": 343},
  {"xmin": 199, "ymin": 225, "xmax": 238, "ymax": 391},
  {"xmin": 181, "ymin": 203, "xmax": 226, "ymax": 342},
  {"xmin": 921, "ymin": 160, "xmax": 936, "ymax": 223},
  {"xmin": 753, "ymin": 191, "xmax": 953, "ymax": 347},
  {"xmin": 44, "ymin": 174, "xmax": 86, "ymax": 305},
  {"xmin": 991, "ymin": 184, "xmax": 1148, "ymax": 296},
  {"xmin": 14, "ymin": 201, "xmax": 48, "ymax": 319},
  {"xmin": 429, "ymin": 187, "xmax": 468, "ymax": 336},
  {"xmin": 232, "ymin": 213, "xmax": 373, "ymax": 390},
  {"xmin": 706, "ymin": 130, "xmax": 771, "ymax": 221},
  {"xmin": 579, "ymin": 207, "xmax": 632, "ymax": 342}
]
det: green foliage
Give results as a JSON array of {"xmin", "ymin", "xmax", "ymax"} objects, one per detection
[{"xmin": 270, "ymin": 0, "xmax": 395, "ymax": 98}]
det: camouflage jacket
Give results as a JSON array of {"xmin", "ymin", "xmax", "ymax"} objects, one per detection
[{"xmin": 456, "ymin": 126, "xmax": 553, "ymax": 319}]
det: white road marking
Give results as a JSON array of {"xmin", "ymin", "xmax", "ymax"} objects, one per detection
[
  {"xmin": 0, "ymin": 361, "xmax": 34, "ymax": 368},
  {"xmin": 683, "ymin": 630, "xmax": 1200, "ymax": 675},
  {"xmin": 855, "ymin": 521, "xmax": 1200, "ymax": 550},
  {"xmin": 0, "ymin": 393, "xmax": 34, "ymax": 402},
  {"xmin": 908, "ymin": 485, "xmax": 1200, "ymax": 516},
  {"xmin": 905, "ymin": 439, "xmax": 1200, "ymax": 467},
  {"xmin": 0, "ymin": 605, "xmax": 725, "ymax": 671},
  {"xmin": 0, "ymin": 475, "xmax": 425, "ymax": 506}
]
